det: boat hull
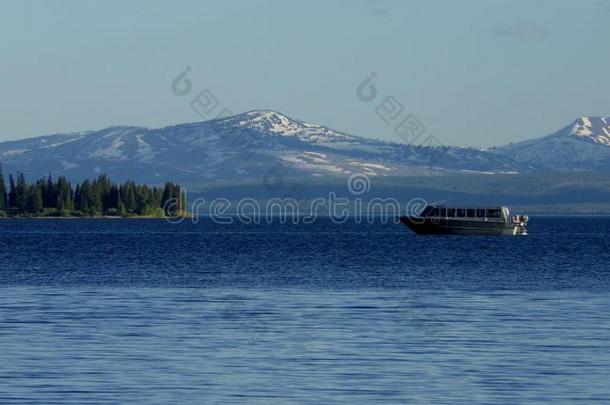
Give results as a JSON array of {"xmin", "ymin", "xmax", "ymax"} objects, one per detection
[{"xmin": 399, "ymin": 216, "xmax": 525, "ymax": 236}]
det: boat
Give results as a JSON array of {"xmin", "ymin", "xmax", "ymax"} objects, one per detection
[{"xmin": 400, "ymin": 205, "xmax": 528, "ymax": 235}]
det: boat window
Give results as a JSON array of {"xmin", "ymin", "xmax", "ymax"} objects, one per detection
[
  {"xmin": 457, "ymin": 208, "xmax": 466, "ymax": 217},
  {"xmin": 439, "ymin": 208, "xmax": 446, "ymax": 217},
  {"xmin": 430, "ymin": 207, "xmax": 440, "ymax": 216},
  {"xmin": 447, "ymin": 208, "xmax": 456, "ymax": 217},
  {"xmin": 487, "ymin": 209, "xmax": 501, "ymax": 218},
  {"xmin": 467, "ymin": 209, "xmax": 475, "ymax": 218},
  {"xmin": 476, "ymin": 209, "xmax": 485, "ymax": 218}
]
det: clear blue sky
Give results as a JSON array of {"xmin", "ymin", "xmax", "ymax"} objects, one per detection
[{"xmin": 1, "ymin": 0, "xmax": 609, "ymax": 146}]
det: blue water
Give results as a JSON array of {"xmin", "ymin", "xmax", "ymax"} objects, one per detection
[{"xmin": 1, "ymin": 217, "xmax": 609, "ymax": 403}]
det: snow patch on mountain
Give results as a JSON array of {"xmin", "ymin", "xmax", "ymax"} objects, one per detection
[
  {"xmin": 570, "ymin": 116, "xmax": 610, "ymax": 145},
  {"xmin": 231, "ymin": 110, "xmax": 363, "ymax": 144},
  {"xmin": 134, "ymin": 134, "xmax": 156, "ymax": 162},
  {"xmin": 236, "ymin": 110, "xmax": 303, "ymax": 135},
  {"xmin": 88, "ymin": 136, "xmax": 127, "ymax": 160},
  {"xmin": 1, "ymin": 149, "xmax": 27, "ymax": 157},
  {"xmin": 61, "ymin": 160, "xmax": 78, "ymax": 170},
  {"xmin": 349, "ymin": 161, "xmax": 393, "ymax": 175},
  {"xmin": 300, "ymin": 151, "xmax": 329, "ymax": 164}
]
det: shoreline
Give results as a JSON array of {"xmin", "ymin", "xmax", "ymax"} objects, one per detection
[
  {"xmin": 0, "ymin": 214, "xmax": 191, "ymax": 220},
  {"xmin": 3, "ymin": 213, "xmax": 610, "ymax": 220}
]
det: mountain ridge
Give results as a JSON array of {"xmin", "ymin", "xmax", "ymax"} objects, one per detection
[
  {"xmin": 0, "ymin": 110, "xmax": 525, "ymax": 184},
  {"xmin": 0, "ymin": 111, "xmax": 608, "ymax": 184}
]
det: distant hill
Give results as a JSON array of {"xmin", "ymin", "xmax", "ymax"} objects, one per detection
[{"xmin": 492, "ymin": 117, "xmax": 610, "ymax": 171}]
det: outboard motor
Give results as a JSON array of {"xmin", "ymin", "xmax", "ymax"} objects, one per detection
[{"xmin": 514, "ymin": 214, "xmax": 528, "ymax": 235}]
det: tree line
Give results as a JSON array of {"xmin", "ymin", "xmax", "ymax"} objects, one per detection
[{"xmin": 0, "ymin": 165, "xmax": 185, "ymax": 217}]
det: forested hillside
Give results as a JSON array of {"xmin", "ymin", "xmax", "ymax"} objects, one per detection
[{"xmin": 0, "ymin": 165, "xmax": 184, "ymax": 217}]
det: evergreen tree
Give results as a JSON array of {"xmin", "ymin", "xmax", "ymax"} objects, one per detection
[
  {"xmin": 117, "ymin": 199, "xmax": 126, "ymax": 217},
  {"xmin": 107, "ymin": 185, "xmax": 120, "ymax": 211},
  {"xmin": 76, "ymin": 180, "xmax": 90, "ymax": 213},
  {"xmin": 120, "ymin": 181, "xmax": 137, "ymax": 212},
  {"xmin": 136, "ymin": 184, "xmax": 152, "ymax": 214},
  {"xmin": 161, "ymin": 182, "xmax": 172, "ymax": 215},
  {"xmin": 8, "ymin": 175, "xmax": 16, "ymax": 209},
  {"xmin": 74, "ymin": 183, "xmax": 87, "ymax": 213},
  {"xmin": 55, "ymin": 176, "xmax": 73, "ymax": 212},
  {"xmin": 91, "ymin": 182, "xmax": 103, "ymax": 215},
  {"xmin": 26, "ymin": 184, "xmax": 44, "ymax": 213},
  {"xmin": 150, "ymin": 186, "xmax": 163, "ymax": 208},
  {"xmin": 15, "ymin": 173, "xmax": 28, "ymax": 211},
  {"xmin": 0, "ymin": 164, "xmax": 6, "ymax": 211},
  {"xmin": 95, "ymin": 175, "xmax": 112, "ymax": 212},
  {"xmin": 161, "ymin": 182, "xmax": 185, "ymax": 216},
  {"xmin": 43, "ymin": 174, "xmax": 57, "ymax": 209}
]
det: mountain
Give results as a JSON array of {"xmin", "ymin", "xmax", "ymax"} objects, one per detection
[
  {"xmin": 0, "ymin": 110, "xmax": 525, "ymax": 184},
  {"xmin": 492, "ymin": 117, "xmax": 610, "ymax": 171}
]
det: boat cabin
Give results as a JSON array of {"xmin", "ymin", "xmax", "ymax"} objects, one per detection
[{"xmin": 419, "ymin": 205, "xmax": 510, "ymax": 222}]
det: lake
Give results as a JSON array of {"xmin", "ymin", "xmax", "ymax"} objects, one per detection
[{"xmin": 1, "ymin": 217, "xmax": 609, "ymax": 403}]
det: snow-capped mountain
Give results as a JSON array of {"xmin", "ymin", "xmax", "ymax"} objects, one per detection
[
  {"xmin": 0, "ymin": 110, "xmax": 531, "ymax": 184},
  {"xmin": 493, "ymin": 117, "xmax": 610, "ymax": 171},
  {"xmin": 571, "ymin": 117, "xmax": 610, "ymax": 145}
]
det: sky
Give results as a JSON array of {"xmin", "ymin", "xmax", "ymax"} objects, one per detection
[{"xmin": 1, "ymin": 0, "xmax": 609, "ymax": 147}]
